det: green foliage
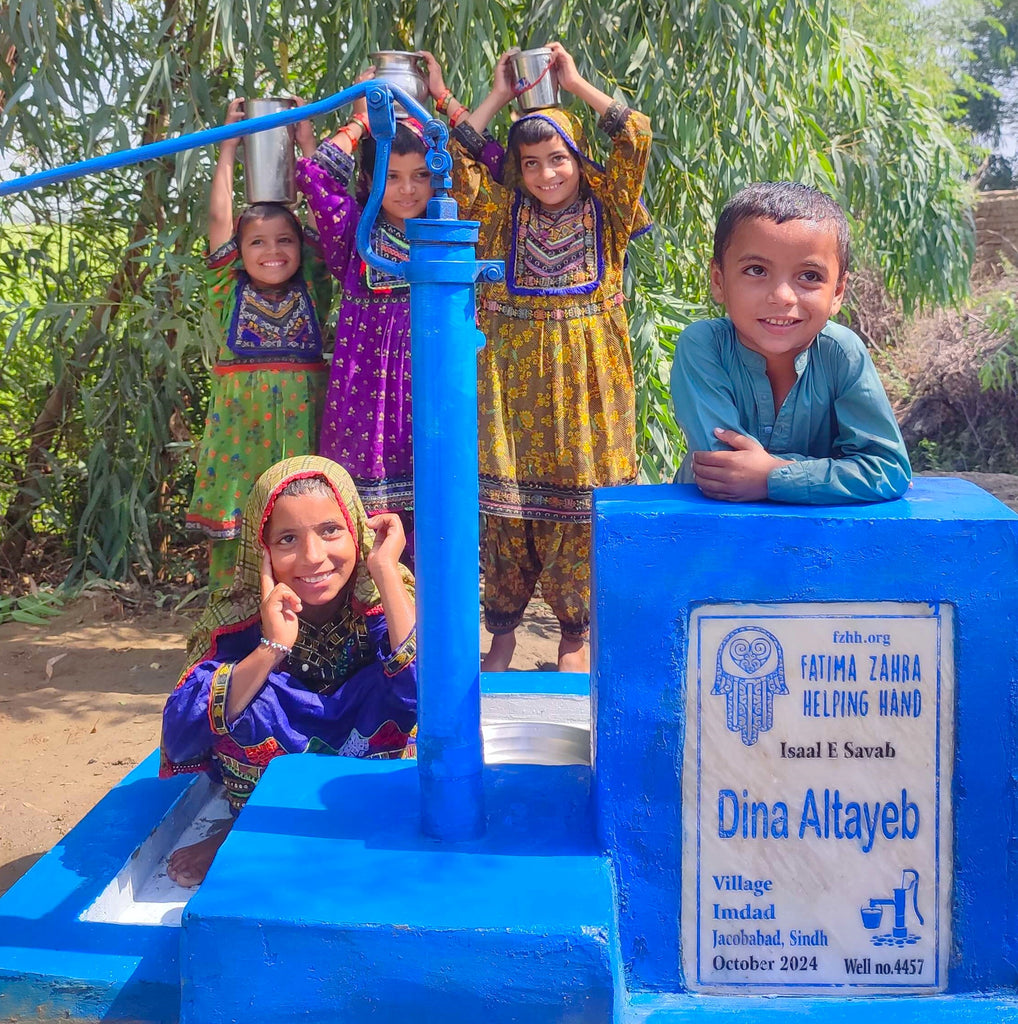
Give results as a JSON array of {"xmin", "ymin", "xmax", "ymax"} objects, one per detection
[
  {"xmin": 0, "ymin": 0, "xmax": 977, "ymax": 580},
  {"xmin": 978, "ymin": 291, "xmax": 1018, "ymax": 392},
  {"xmin": 0, "ymin": 588, "xmax": 65, "ymax": 625},
  {"xmin": 955, "ymin": 0, "xmax": 1018, "ymax": 143}
]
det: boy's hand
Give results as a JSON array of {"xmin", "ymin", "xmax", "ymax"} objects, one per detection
[
  {"xmin": 691, "ymin": 428, "xmax": 791, "ymax": 502},
  {"xmin": 365, "ymin": 513, "xmax": 406, "ymax": 578},
  {"xmin": 417, "ymin": 51, "xmax": 447, "ymax": 100},
  {"xmin": 546, "ymin": 41, "xmax": 583, "ymax": 93}
]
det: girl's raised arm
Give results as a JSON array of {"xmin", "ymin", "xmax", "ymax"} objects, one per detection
[
  {"xmin": 547, "ymin": 42, "xmax": 614, "ymax": 117},
  {"xmin": 365, "ymin": 514, "xmax": 415, "ymax": 651},
  {"xmin": 209, "ymin": 98, "xmax": 245, "ymax": 251},
  {"xmin": 463, "ymin": 50, "xmax": 516, "ymax": 133},
  {"xmin": 293, "ymin": 97, "xmax": 319, "ymax": 230}
]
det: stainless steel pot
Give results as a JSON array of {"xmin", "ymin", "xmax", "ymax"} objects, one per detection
[
  {"xmin": 242, "ymin": 97, "xmax": 297, "ymax": 205},
  {"xmin": 510, "ymin": 48, "xmax": 560, "ymax": 112},
  {"xmin": 369, "ymin": 51, "xmax": 429, "ymax": 118}
]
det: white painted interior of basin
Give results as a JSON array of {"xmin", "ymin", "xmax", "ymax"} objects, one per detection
[
  {"xmin": 81, "ymin": 774, "xmax": 232, "ymax": 927},
  {"xmin": 81, "ymin": 688, "xmax": 591, "ymax": 927}
]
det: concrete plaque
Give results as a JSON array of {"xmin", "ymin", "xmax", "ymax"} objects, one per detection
[{"xmin": 680, "ymin": 602, "xmax": 953, "ymax": 994}]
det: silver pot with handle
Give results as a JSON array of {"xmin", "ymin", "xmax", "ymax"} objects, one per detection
[
  {"xmin": 242, "ymin": 97, "xmax": 297, "ymax": 205},
  {"xmin": 369, "ymin": 51, "xmax": 429, "ymax": 118},
  {"xmin": 510, "ymin": 48, "xmax": 560, "ymax": 112}
]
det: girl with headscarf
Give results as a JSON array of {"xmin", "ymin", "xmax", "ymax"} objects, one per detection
[
  {"xmin": 424, "ymin": 43, "xmax": 652, "ymax": 673},
  {"xmin": 295, "ymin": 70, "xmax": 436, "ymax": 565},
  {"xmin": 161, "ymin": 455, "xmax": 417, "ymax": 886}
]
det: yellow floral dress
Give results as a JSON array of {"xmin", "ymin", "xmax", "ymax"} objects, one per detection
[{"xmin": 451, "ymin": 103, "xmax": 652, "ymax": 521}]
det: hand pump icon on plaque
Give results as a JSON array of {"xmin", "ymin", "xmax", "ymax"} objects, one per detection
[{"xmin": 861, "ymin": 869, "xmax": 924, "ymax": 946}]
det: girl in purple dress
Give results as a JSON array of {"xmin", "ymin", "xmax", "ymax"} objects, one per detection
[
  {"xmin": 295, "ymin": 75, "xmax": 434, "ymax": 562},
  {"xmin": 161, "ymin": 455, "xmax": 417, "ymax": 886}
]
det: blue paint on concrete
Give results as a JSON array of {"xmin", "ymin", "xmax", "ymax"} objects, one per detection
[
  {"xmin": 592, "ymin": 479, "xmax": 1018, "ymax": 998},
  {"xmin": 179, "ymin": 753, "xmax": 614, "ymax": 1024},
  {"xmin": 0, "ymin": 751, "xmax": 193, "ymax": 1022},
  {"xmin": 625, "ymin": 992, "xmax": 1018, "ymax": 1021},
  {"xmin": 481, "ymin": 670, "xmax": 590, "ymax": 695}
]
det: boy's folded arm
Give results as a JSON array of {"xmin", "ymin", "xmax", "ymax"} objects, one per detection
[{"xmin": 767, "ymin": 344, "xmax": 911, "ymax": 505}]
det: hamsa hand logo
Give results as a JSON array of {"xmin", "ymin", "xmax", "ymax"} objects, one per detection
[{"xmin": 713, "ymin": 626, "xmax": 788, "ymax": 745}]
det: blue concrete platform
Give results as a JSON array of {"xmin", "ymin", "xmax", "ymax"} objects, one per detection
[
  {"xmin": 593, "ymin": 479, "xmax": 1018, "ymax": 1003},
  {"xmin": 0, "ymin": 751, "xmax": 191, "ymax": 1024},
  {"xmin": 625, "ymin": 993, "xmax": 1018, "ymax": 1021},
  {"xmin": 180, "ymin": 754, "xmax": 617, "ymax": 1024}
]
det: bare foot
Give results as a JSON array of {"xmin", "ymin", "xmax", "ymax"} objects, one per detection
[
  {"xmin": 482, "ymin": 630, "xmax": 517, "ymax": 672},
  {"xmin": 167, "ymin": 820, "xmax": 232, "ymax": 887},
  {"xmin": 557, "ymin": 636, "xmax": 589, "ymax": 673}
]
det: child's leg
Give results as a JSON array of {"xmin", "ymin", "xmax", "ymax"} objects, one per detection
[
  {"xmin": 482, "ymin": 516, "xmax": 542, "ymax": 672},
  {"xmin": 208, "ymin": 537, "xmax": 240, "ymax": 590},
  {"xmin": 536, "ymin": 521, "xmax": 591, "ymax": 673}
]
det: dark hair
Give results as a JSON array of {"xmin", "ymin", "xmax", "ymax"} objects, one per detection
[
  {"xmin": 235, "ymin": 202, "xmax": 304, "ymax": 279},
  {"xmin": 713, "ymin": 182, "xmax": 850, "ymax": 276},
  {"xmin": 360, "ymin": 122, "xmax": 429, "ymax": 182},
  {"xmin": 508, "ymin": 115, "xmax": 559, "ymax": 158}
]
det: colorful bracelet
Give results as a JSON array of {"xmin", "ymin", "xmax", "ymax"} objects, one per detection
[
  {"xmin": 259, "ymin": 636, "xmax": 291, "ymax": 657},
  {"xmin": 449, "ymin": 104, "xmax": 469, "ymax": 127},
  {"xmin": 435, "ymin": 88, "xmax": 453, "ymax": 114},
  {"xmin": 335, "ymin": 125, "xmax": 360, "ymax": 151},
  {"xmin": 351, "ymin": 112, "xmax": 371, "ymax": 136}
]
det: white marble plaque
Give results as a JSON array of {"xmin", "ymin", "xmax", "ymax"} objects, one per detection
[{"xmin": 680, "ymin": 602, "xmax": 953, "ymax": 994}]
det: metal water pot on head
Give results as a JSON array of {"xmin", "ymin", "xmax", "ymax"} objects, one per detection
[
  {"xmin": 510, "ymin": 47, "xmax": 561, "ymax": 113},
  {"xmin": 242, "ymin": 97, "xmax": 297, "ymax": 205},
  {"xmin": 369, "ymin": 51, "xmax": 430, "ymax": 118}
]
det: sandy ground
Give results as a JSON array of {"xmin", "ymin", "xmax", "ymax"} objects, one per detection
[
  {"xmin": 0, "ymin": 588, "xmax": 560, "ymax": 896},
  {"xmin": 2, "ymin": 471, "xmax": 1016, "ymax": 898}
]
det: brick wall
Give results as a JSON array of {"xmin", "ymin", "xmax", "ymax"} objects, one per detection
[{"xmin": 974, "ymin": 189, "xmax": 1018, "ymax": 271}]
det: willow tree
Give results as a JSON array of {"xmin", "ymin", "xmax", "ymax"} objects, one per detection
[{"xmin": 0, "ymin": 0, "xmax": 974, "ymax": 581}]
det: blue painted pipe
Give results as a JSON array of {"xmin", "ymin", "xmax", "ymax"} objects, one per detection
[{"xmin": 406, "ymin": 199, "xmax": 503, "ymax": 840}]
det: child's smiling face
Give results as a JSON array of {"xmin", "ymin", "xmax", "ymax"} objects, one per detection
[
  {"xmin": 263, "ymin": 488, "xmax": 357, "ymax": 625},
  {"xmin": 238, "ymin": 213, "xmax": 301, "ymax": 291},
  {"xmin": 518, "ymin": 137, "xmax": 581, "ymax": 212},
  {"xmin": 378, "ymin": 152, "xmax": 433, "ymax": 231},
  {"xmin": 710, "ymin": 215, "xmax": 847, "ymax": 367}
]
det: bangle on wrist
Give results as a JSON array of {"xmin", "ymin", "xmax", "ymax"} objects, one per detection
[
  {"xmin": 351, "ymin": 112, "xmax": 370, "ymax": 136},
  {"xmin": 435, "ymin": 87, "xmax": 453, "ymax": 114},
  {"xmin": 336, "ymin": 125, "xmax": 360, "ymax": 151},
  {"xmin": 450, "ymin": 105, "xmax": 469, "ymax": 127},
  {"xmin": 259, "ymin": 635, "xmax": 291, "ymax": 658}
]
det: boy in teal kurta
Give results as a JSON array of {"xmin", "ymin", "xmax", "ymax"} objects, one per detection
[{"xmin": 670, "ymin": 182, "xmax": 911, "ymax": 505}]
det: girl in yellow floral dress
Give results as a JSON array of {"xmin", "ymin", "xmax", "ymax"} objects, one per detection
[{"xmin": 432, "ymin": 43, "xmax": 651, "ymax": 671}]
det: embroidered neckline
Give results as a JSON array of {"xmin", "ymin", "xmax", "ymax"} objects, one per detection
[
  {"xmin": 363, "ymin": 220, "xmax": 410, "ymax": 293},
  {"xmin": 507, "ymin": 193, "xmax": 604, "ymax": 297}
]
